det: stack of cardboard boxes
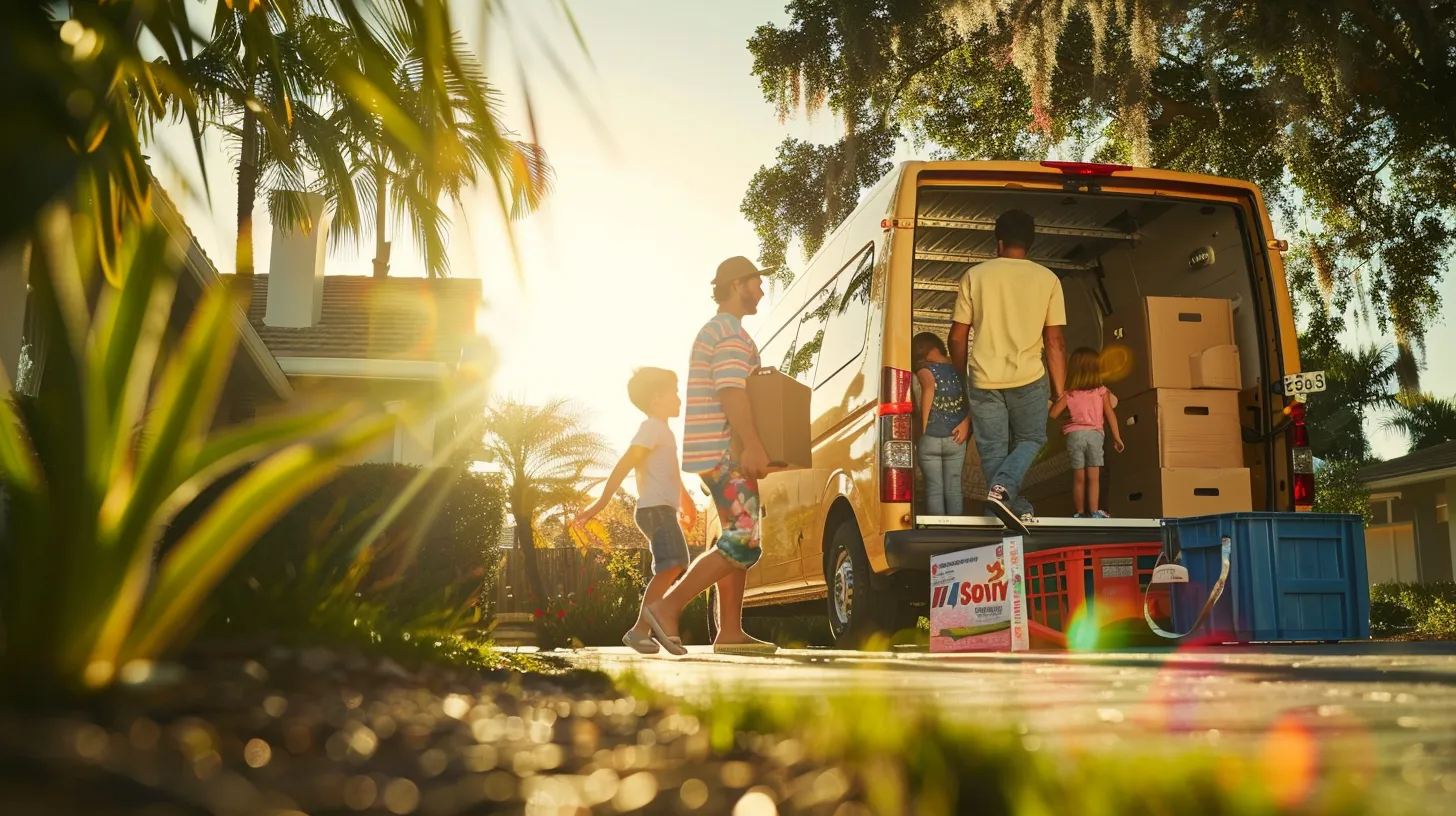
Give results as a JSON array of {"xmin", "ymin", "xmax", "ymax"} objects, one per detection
[{"xmin": 1101, "ymin": 296, "xmax": 1252, "ymax": 518}]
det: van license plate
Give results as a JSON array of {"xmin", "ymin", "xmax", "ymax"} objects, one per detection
[{"xmin": 1283, "ymin": 371, "xmax": 1326, "ymax": 395}]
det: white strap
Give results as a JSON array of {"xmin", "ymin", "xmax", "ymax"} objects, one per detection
[{"xmin": 1143, "ymin": 535, "xmax": 1232, "ymax": 639}]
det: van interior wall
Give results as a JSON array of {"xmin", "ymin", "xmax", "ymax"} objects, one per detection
[{"xmin": 911, "ymin": 190, "xmax": 1260, "ymax": 519}]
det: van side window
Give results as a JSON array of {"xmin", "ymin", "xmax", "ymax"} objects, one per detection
[
  {"xmin": 814, "ymin": 246, "xmax": 874, "ymax": 387},
  {"xmin": 759, "ymin": 322, "xmax": 799, "ymax": 376},
  {"xmin": 783, "ymin": 286, "xmax": 832, "ymax": 385}
]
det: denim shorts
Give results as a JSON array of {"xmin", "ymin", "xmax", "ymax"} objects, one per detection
[
  {"xmin": 635, "ymin": 505, "xmax": 691, "ymax": 574},
  {"xmin": 1066, "ymin": 429, "xmax": 1105, "ymax": 469}
]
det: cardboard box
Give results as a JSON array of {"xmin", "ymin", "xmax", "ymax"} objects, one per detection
[
  {"xmin": 1102, "ymin": 296, "xmax": 1235, "ymax": 395},
  {"xmin": 929, "ymin": 539, "xmax": 1028, "ymax": 653},
  {"xmin": 1117, "ymin": 389, "xmax": 1243, "ymax": 471},
  {"xmin": 1191, "ymin": 344, "xmax": 1241, "ymax": 390},
  {"xmin": 1109, "ymin": 467, "xmax": 1252, "ymax": 519},
  {"xmin": 744, "ymin": 367, "xmax": 811, "ymax": 469}
]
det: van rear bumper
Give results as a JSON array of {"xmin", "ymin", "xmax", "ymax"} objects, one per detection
[{"xmin": 882, "ymin": 523, "xmax": 1164, "ymax": 572}]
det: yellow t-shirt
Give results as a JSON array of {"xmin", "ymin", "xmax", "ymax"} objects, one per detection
[{"xmin": 951, "ymin": 257, "xmax": 1067, "ymax": 389}]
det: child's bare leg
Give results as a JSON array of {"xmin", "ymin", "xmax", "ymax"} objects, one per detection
[
  {"xmin": 711, "ymin": 566, "xmax": 773, "ymax": 646},
  {"xmin": 1086, "ymin": 466, "xmax": 1101, "ymax": 514},
  {"xmin": 632, "ymin": 566, "xmax": 684, "ymax": 635},
  {"xmin": 1073, "ymin": 469, "xmax": 1087, "ymax": 515},
  {"xmin": 643, "ymin": 550, "xmax": 735, "ymax": 640}
]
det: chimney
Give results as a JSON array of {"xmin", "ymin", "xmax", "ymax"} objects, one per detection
[{"xmin": 264, "ymin": 191, "xmax": 330, "ymax": 328}]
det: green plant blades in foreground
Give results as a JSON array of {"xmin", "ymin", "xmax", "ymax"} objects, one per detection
[{"xmin": 0, "ymin": 203, "xmax": 395, "ymax": 696}]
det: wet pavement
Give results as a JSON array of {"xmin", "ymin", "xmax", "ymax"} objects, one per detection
[{"xmin": 575, "ymin": 642, "xmax": 1456, "ymax": 811}]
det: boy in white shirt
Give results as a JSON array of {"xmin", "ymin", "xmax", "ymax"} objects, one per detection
[{"xmin": 579, "ymin": 367, "xmax": 698, "ymax": 653}]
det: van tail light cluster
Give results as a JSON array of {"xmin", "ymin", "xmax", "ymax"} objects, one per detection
[
  {"xmin": 879, "ymin": 366, "xmax": 914, "ymax": 503},
  {"xmin": 1288, "ymin": 399, "xmax": 1315, "ymax": 511}
]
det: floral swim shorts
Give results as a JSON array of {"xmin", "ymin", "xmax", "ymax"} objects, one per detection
[{"xmin": 699, "ymin": 454, "xmax": 762, "ymax": 569}]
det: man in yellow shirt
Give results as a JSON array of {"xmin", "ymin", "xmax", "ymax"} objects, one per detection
[{"xmin": 948, "ymin": 210, "xmax": 1068, "ymax": 535}]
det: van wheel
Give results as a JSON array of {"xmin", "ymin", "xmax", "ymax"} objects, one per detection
[{"xmin": 825, "ymin": 521, "xmax": 896, "ymax": 649}]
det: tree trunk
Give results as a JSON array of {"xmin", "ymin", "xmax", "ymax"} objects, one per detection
[
  {"xmin": 234, "ymin": 104, "xmax": 259, "ymax": 312},
  {"xmin": 371, "ymin": 161, "xmax": 390, "ymax": 278},
  {"xmin": 513, "ymin": 508, "xmax": 545, "ymax": 604}
]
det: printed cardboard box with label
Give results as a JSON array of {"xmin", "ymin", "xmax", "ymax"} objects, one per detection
[
  {"xmin": 1110, "ymin": 467, "xmax": 1252, "ymax": 518},
  {"xmin": 740, "ymin": 367, "xmax": 811, "ymax": 469},
  {"xmin": 1103, "ymin": 296, "xmax": 1235, "ymax": 395},
  {"xmin": 1117, "ymin": 389, "xmax": 1243, "ymax": 472}
]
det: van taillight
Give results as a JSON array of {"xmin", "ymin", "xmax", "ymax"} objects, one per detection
[
  {"xmin": 1287, "ymin": 400, "xmax": 1314, "ymax": 511},
  {"xmin": 880, "ymin": 367, "xmax": 914, "ymax": 503}
]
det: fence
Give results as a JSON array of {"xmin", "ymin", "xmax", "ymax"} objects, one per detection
[{"xmin": 492, "ymin": 547, "xmax": 652, "ymax": 613}]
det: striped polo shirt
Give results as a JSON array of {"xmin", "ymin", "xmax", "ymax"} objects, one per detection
[{"xmin": 683, "ymin": 313, "xmax": 760, "ymax": 473}]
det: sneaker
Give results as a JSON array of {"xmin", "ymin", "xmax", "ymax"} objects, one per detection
[
  {"xmin": 985, "ymin": 485, "xmax": 1030, "ymax": 537},
  {"xmin": 1019, "ymin": 512, "xmax": 1037, "ymax": 525},
  {"xmin": 1071, "ymin": 512, "xmax": 1085, "ymax": 519},
  {"xmin": 1093, "ymin": 510, "xmax": 1111, "ymax": 519}
]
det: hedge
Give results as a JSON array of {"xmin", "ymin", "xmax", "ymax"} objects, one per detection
[
  {"xmin": 1369, "ymin": 582, "xmax": 1456, "ymax": 637},
  {"xmin": 164, "ymin": 463, "xmax": 506, "ymax": 640}
]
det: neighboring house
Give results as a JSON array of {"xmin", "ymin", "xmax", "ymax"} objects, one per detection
[
  {"xmin": 1360, "ymin": 441, "xmax": 1456, "ymax": 585},
  {"xmin": 232, "ymin": 193, "xmax": 488, "ymax": 467},
  {"xmin": 1, "ymin": 186, "xmax": 487, "ymax": 469}
]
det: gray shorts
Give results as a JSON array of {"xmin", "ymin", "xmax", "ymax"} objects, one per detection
[
  {"xmin": 635, "ymin": 505, "xmax": 690, "ymax": 574},
  {"xmin": 1066, "ymin": 429, "xmax": 1105, "ymax": 469}
]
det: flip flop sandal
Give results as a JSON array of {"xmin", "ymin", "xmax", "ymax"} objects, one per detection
[
  {"xmin": 622, "ymin": 630, "xmax": 660, "ymax": 654},
  {"xmin": 640, "ymin": 607, "xmax": 688, "ymax": 655},
  {"xmin": 712, "ymin": 641, "xmax": 779, "ymax": 656}
]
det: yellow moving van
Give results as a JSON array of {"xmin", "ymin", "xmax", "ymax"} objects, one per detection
[{"xmin": 727, "ymin": 161, "xmax": 1313, "ymax": 646}]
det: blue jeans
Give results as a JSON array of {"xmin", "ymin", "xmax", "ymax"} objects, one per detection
[
  {"xmin": 968, "ymin": 375, "xmax": 1049, "ymax": 515},
  {"xmin": 917, "ymin": 434, "xmax": 966, "ymax": 516}
]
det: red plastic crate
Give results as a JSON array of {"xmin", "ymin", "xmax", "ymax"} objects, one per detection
[{"xmin": 1025, "ymin": 542, "xmax": 1167, "ymax": 636}]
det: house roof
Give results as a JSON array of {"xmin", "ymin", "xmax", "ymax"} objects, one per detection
[
  {"xmin": 1359, "ymin": 440, "xmax": 1456, "ymax": 488},
  {"xmin": 239, "ymin": 275, "xmax": 481, "ymax": 364}
]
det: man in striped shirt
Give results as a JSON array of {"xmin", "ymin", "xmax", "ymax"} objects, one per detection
[{"xmin": 640, "ymin": 256, "xmax": 779, "ymax": 656}]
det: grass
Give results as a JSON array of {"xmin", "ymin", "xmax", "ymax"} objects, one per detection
[{"xmin": 610, "ymin": 674, "xmax": 1379, "ymax": 816}]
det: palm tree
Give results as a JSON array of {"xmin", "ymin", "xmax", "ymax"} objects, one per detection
[
  {"xmin": 1309, "ymin": 343, "xmax": 1399, "ymax": 461},
  {"xmin": 479, "ymin": 399, "xmax": 611, "ymax": 603},
  {"xmin": 327, "ymin": 7, "xmax": 552, "ymax": 278},
  {"xmin": 1383, "ymin": 393, "xmax": 1456, "ymax": 454},
  {"xmin": 176, "ymin": 3, "xmax": 366, "ymax": 309}
]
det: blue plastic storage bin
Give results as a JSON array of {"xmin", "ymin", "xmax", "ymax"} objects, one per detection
[{"xmin": 1165, "ymin": 512, "xmax": 1370, "ymax": 642}]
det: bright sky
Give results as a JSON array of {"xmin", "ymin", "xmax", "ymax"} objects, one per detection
[{"xmin": 152, "ymin": 0, "xmax": 1454, "ymax": 466}]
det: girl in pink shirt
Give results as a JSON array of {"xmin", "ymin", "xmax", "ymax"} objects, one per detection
[{"xmin": 1048, "ymin": 348, "xmax": 1125, "ymax": 518}]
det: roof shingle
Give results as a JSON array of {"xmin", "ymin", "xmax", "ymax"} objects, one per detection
[
  {"xmin": 236, "ymin": 275, "xmax": 481, "ymax": 364},
  {"xmin": 1359, "ymin": 440, "xmax": 1456, "ymax": 484}
]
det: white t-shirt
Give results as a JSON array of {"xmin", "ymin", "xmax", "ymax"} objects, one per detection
[{"xmin": 631, "ymin": 418, "xmax": 681, "ymax": 510}]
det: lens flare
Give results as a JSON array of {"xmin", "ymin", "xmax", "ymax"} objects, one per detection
[
  {"xmin": 1065, "ymin": 603, "xmax": 1102, "ymax": 652},
  {"xmin": 1262, "ymin": 713, "xmax": 1318, "ymax": 808}
]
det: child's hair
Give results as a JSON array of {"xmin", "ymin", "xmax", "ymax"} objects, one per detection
[
  {"xmin": 1066, "ymin": 347, "xmax": 1103, "ymax": 392},
  {"xmin": 912, "ymin": 332, "xmax": 947, "ymax": 365},
  {"xmin": 627, "ymin": 367, "xmax": 677, "ymax": 413}
]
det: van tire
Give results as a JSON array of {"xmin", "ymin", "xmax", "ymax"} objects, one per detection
[{"xmin": 825, "ymin": 521, "xmax": 896, "ymax": 649}]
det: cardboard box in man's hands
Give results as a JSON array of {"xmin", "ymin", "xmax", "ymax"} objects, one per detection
[{"xmin": 742, "ymin": 367, "xmax": 812, "ymax": 469}]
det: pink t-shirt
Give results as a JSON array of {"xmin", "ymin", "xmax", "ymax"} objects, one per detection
[{"xmin": 1062, "ymin": 387, "xmax": 1107, "ymax": 434}]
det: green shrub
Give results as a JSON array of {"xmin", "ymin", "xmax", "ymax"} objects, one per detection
[
  {"xmin": 166, "ymin": 463, "xmax": 505, "ymax": 640},
  {"xmin": 1313, "ymin": 456, "xmax": 1372, "ymax": 520},
  {"xmin": 1369, "ymin": 582, "xmax": 1456, "ymax": 637},
  {"xmin": 531, "ymin": 548, "xmax": 711, "ymax": 649}
]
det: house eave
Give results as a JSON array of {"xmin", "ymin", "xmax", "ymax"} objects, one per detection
[
  {"xmin": 276, "ymin": 356, "xmax": 452, "ymax": 381},
  {"xmin": 1364, "ymin": 466, "xmax": 1456, "ymax": 491}
]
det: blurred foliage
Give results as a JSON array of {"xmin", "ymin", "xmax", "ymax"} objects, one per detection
[
  {"xmin": 1312, "ymin": 457, "xmax": 1372, "ymax": 521},
  {"xmin": 604, "ymin": 685, "xmax": 1378, "ymax": 816},
  {"xmin": 1370, "ymin": 582, "xmax": 1456, "ymax": 638},
  {"xmin": 0, "ymin": 202, "xmax": 395, "ymax": 699},
  {"xmin": 164, "ymin": 463, "xmax": 506, "ymax": 639},
  {"xmin": 1382, "ymin": 392, "xmax": 1456, "ymax": 454}
]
